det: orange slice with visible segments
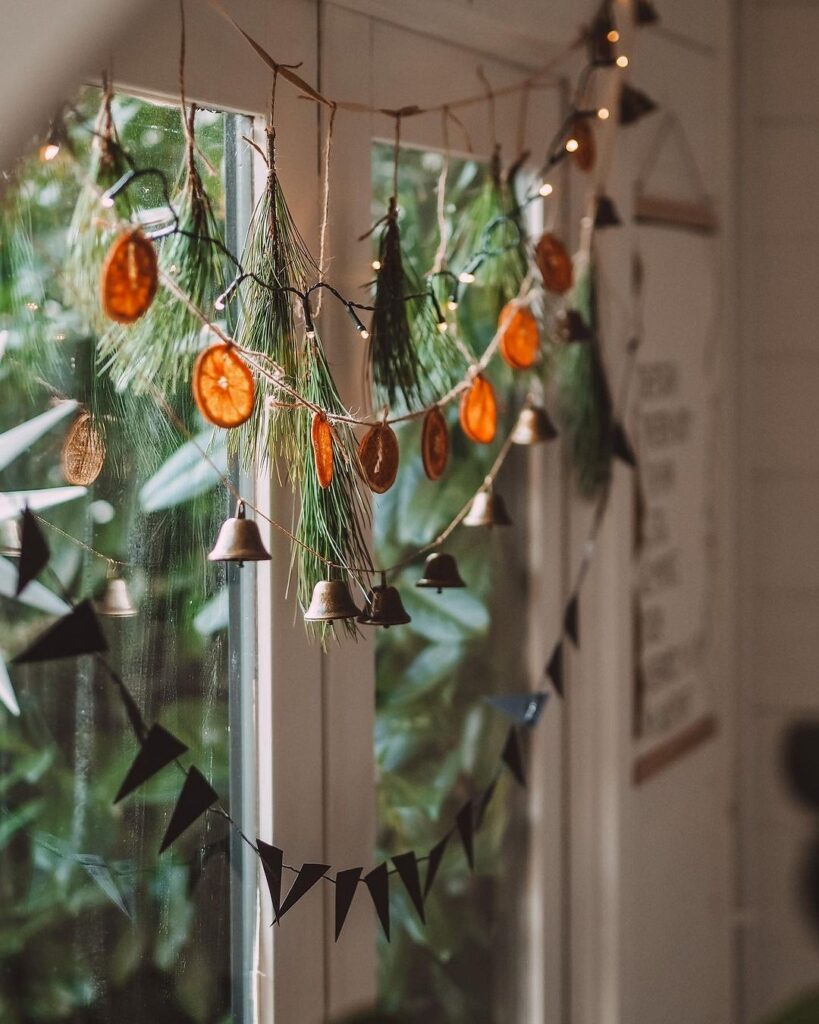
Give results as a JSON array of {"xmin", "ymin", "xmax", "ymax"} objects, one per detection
[
  {"xmin": 192, "ymin": 343, "xmax": 255, "ymax": 428},
  {"xmin": 100, "ymin": 228, "xmax": 158, "ymax": 324}
]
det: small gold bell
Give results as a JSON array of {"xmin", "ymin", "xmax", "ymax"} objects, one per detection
[
  {"xmin": 303, "ymin": 579, "xmax": 361, "ymax": 622},
  {"xmin": 208, "ymin": 500, "xmax": 271, "ymax": 566},
  {"xmin": 0, "ymin": 517, "xmax": 22, "ymax": 558},
  {"xmin": 96, "ymin": 569, "xmax": 137, "ymax": 618},
  {"xmin": 511, "ymin": 404, "xmax": 559, "ymax": 445},
  {"xmin": 463, "ymin": 483, "xmax": 512, "ymax": 528},
  {"xmin": 416, "ymin": 552, "xmax": 466, "ymax": 593},
  {"xmin": 358, "ymin": 573, "xmax": 411, "ymax": 628}
]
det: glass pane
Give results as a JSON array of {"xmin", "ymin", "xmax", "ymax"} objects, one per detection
[
  {"xmin": 372, "ymin": 144, "xmax": 532, "ymax": 1022},
  {"xmin": 0, "ymin": 89, "xmax": 250, "ymax": 1024}
]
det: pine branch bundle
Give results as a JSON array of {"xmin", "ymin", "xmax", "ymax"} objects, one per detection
[
  {"xmin": 233, "ymin": 127, "xmax": 319, "ymax": 467},
  {"xmin": 557, "ymin": 264, "xmax": 613, "ymax": 497},
  {"xmin": 98, "ymin": 110, "xmax": 226, "ymax": 401},
  {"xmin": 292, "ymin": 333, "xmax": 372, "ymax": 641},
  {"xmin": 369, "ymin": 197, "xmax": 464, "ymax": 412}
]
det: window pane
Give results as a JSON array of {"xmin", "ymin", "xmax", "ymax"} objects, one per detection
[
  {"xmin": 0, "ymin": 88, "xmax": 248, "ymax": 1024},
  {"xmin": 372, "ymin": 144, "xmax": 531, "ymax": 1022}
]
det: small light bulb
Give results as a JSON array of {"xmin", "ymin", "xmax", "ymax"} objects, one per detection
[
  {"xmin": 539, "ymin": 182, "xmax": 554, "ymax": 197},
  {"xmin": 565, "ymin": 138, "xmax": 579, "ymax": 153},
  {"xmin": 101, "ymin": 194, "xmax": 115, "ymax": 209},
  {"xmin": 214, "ymin": 298, "xmax": 226, "ymax": 311},
  {"xmin": 40, "ymin": 143, "xmax": 60, "ymax": 162},
  {"xmin": 25, "ymin": 302, "xmax": 39, "ymax": 312},
  {"xmin": 616, "ymin": 55, "xmax": 629, "ymax": 68},
  {"xmin": 371, "ymin": 259, "xmax": 382, "ymax": 271},
  {"xmin": 360, "ymin": 329, "xmax": 370, "ymax": 340},
  {"xmin": 447, "ymin": 299, "xmax": 458, "ymax": 312},
  {"xmin": 607, "ymin": 29, "xmax": 620, "ymax": 42},
  {"xmin": 458, "ymin": 271, "xmax": 476, "ymax": 284},
  {"xmin": 437, "ymin": 321, "xmax": 448, "ymax": 334},
  {"xmin": 598, "ymin": 107, "xmax": 610, "ymax": 120}
]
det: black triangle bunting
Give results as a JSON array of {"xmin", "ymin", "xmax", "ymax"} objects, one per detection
[
  {"xmin": 16, "ymin": 507, "xmax": 49, "ymax": 596},
  {"xmin": 486, "ymin": 691, "xmax": 549, "ymax": 727},
  {"xmin": 279, "ymin": 861, "xmax": 330, "ymax": 918},
  {"xmin": 13, "ymin": 599, "xmax": 108, "ymax": 664},
  {"xmin": 112, "ymin": 678, "xmax": 148, "ymax": 743},
  {"xmin": 257, "ymin": 840, "xmax": 284, "ymax": 923},
  {"xmin": 114, "ymin": 723, "xmax": 188, "ymax": 803},
  {"xmin": 564, "ymin": 595, "xmax": 580, "ymax": 647},
  {"xmin": 187, "ymin": 834, "xmax": 230, "ymax": 896},
  {"xmin": 456, "ymin": 801, "xmax": 475, "ymax": 871},
  {"xmin": 501, "ymin": 727, "xmax": 526, "ymax": 788},
  {"xmin": 547, "ymin": 642, "xmax": 564, "ymax": 698},
  {"xmin": 335, "ymin": 866, "xmax": 363, "ymax": 941},
  {"xmin": 475, "ymin": 779, "xmax": 498, "ymax": 830},
  {"xmin": 159, "ymin": 767, "xmax": 218, "ymax": 853},
  {"xmin": 424, "ymin": 834, "xmax": 450, "ymax": 897},
  {"xmin": 612, "ymin": 421, "xmax": 637, "ymax": 467},
  {"xmin": 392, "ymin": 851, "xmax": 425, "ymax": 923},
  {"xmin": 364, "ymin": 862, "xmax": 390, "ymax": 941}
]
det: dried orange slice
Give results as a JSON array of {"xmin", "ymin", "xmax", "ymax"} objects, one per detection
[
  {"xmin": 569, "ymin": 118, "xmax": 595, "ymax": 173},
  {"xmin": 534, "ymin": 232, "xmax": 573, "ymax": 295},
  {"xmin": 311, "ymin": 412, "xmax": 334, "ymax": 489},
  {"xmin": 460, "ymin": 375, "xmax": 497, "ymax": 445},
  {"xmin": 192, "ymin": 343, "xmax": 254, "ymax": 428},
  {"xmin": 358, "ymin": 423, "xmax": 399, "ymax": 494},
  {"xmin": 100, "ymin": 228, "xmax": 158, "ymax": 324},
  {"xmin": 421, "ymin": 407, "xmax": 449, "ymax": 481},
  {"xmin": 61, "ymin": 412, "xmax": 105, "ymax": 485},
  {"xmin": 498, "ymin": 303, "xmax": 539, "ymax": 370}
]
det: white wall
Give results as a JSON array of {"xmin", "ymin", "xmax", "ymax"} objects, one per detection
[{"xmin": 738, "ymin": 1, "xmax": 819, "ymax": 1019}]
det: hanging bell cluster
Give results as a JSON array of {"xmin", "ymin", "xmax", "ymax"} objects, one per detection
[
  {"xmin": 208, "ymin": 500, "xmax": 271, "ymax": 567},
  {"xmin": 303, "ymin": 579, "xmax": 361, "ymax": 622},
  {"xmin": 463, "ymin": 482, "xmax": 512, "ymax": 528},
  {"xmin": 358, "ymin": 573, "xmax": 411, "ymax": 628},
  {"xmin": 96, "ymin": 566, "xmax": 137, "ymax": 618},
  {"xmin": 511, "ymin": 402, "xmax": 559, "ymax": 445},
  {"xmin": 0, "ymin": 517, "xmax": 21, "ymax": 558},
  {"xmin": 416, "ymin": 552, "xmax": 466, "ymax": 594}
]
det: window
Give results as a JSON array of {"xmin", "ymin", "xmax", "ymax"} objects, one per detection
[{"xmin": 0, "ymin": 88, "xmax": 255, "ymax": 1024}]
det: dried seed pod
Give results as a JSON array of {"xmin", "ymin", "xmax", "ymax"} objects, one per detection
[
  {"xmin": 460, "ymin": 375, "xmax": 498, "ymax": 445},
  {"xmin": 61, "ymin": 412, "xmax": 105, "ymax": 485},
  {"xmin": 100, "ymin": 228, "xmax": 158, "ymax": 324},
  {"xmin": 358, "ymin": 422, "xmax": 400, "ymax": 494},
  {"xmin": 192, "ymin": 343, "xmax": 255, "ymax": 428},
  {"xmin": 498, "ymin": 303, "xmax": 540, "ymax": 370},
  {"xmin": 311, "ymin": 412, "xmax": 334, "ymax": 490},
  {"xmin": 421, "ymin": 407, "xmax": 449, "ymax": 481},
  {"xmin": 534, "ymin": 232, "xmax": 573, "ymax": 295},
  {"xmin": 569, "ymin": 118, "xmax": 595, "ymax": 173}
]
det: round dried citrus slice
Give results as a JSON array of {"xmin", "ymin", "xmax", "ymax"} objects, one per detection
[
  {"xmin": 534, "ymin": 232, "xmax": 573, "ymax": 295},
  {"xmin": 100, "ymin": 228, "xmax": 158, "ymax": 324},
  {"xmin": 421, "ymin": 407, "xmax": 449, "ymax": 481},
  {"xmin": 61, "ymin": 412, "xmax": 105, "ymax": 485},
  {"xmin": 569, "ymin": 118, "xmax": 595, "ymax": 172},
  {"xmin": 460, "ymin": 375, "xmax": 497, "ymax": 445},
  {"xmin": 311, "ymin": 412, "xmax": 334, "ymax": 490},
  {"xmin": 498, "ymin": 303, "xmax": 540, "ymax": 370},
  {"xmin": 358, "ymin": 422, "xmax": 399, "ymax": 494},
  {"xmin": 192, "ymin": 343, "xmax": 254, "ymax": 428}
]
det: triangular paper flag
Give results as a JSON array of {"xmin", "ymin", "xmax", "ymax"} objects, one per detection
[
  {"xmin": 187, "ymin": 834, "xmax": 231, "ymax": 896},
  {"xmin": 424, "ymin": 834, "xmax": 450, "ymax": 897},
  {"xmin": 564, "ymin": 596, "xmax": 580, "ymax": 647},
  {"xmin": 114, "ymin": 723, "xmax": 188, "ymax": 803},
  {"xmin": 547, "ymin": 643, "xmax": 564, "ymax": 698},
  {"xmin": 612, "ymin": 422, "xmax": 637, "ymax": 467},
  {"xmin": 364, "ymin": 863, "xmax": 390, "ymax": 941},
  {"xmin": 76, "ymin": 854, "xmax": 131, "ymax": 918},
  {"xmin": 501, "ymin": 727, "xmax": 526, "ymax": 788},
  {"xmin": 392, "ymin": 852, "xmax": 425, "ymax": 923},
  {"xmin": 619, "ymin": 84, "xmax": 658, "ymax": 126},
  {"xmin": 13, "ymin": 599, "xmax": 108, "ymax": 663},
  {"xmin": 256, "ymin": 840, "xmax": 284, "ymax": 923},
  {"xmin": 456, "ymin": 802, "xmax": 475, "ymax": 871},
  {"xmin": 159, "ymin": 767, "xmax": 218, "ymax": 853},
  {"xmin": 475, "ymin": 779, "xmax": 498, "ymax": 830},
  {"xmin": 486, "ymin": 692, "xmax": 549, "ymax": 727},
  {"xmin": 279, "ymin": 862, "xmax": 330, "ymax": 918},
  {"xmin": 112, "ymin": 678, "xmax": 148, "ymax": 742},
  {"xmin": 16, "ymin": 508, "xmax": 49, "ymax": 597},
  {"xmin": 335, "ymin": 866, "xmax": 363, "ymax": 941}
]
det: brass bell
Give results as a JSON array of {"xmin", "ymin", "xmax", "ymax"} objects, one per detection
[
  {"xmin": 511, "ymin": 404, "xmax": 559, "ymax": 445},
  {"xmin": 416, "ymin": 552, "xmax": 466, "ymax": 593},
  {"xmin": 303, "ymin": 579, "xmax": 361, "ymax": 622},
  {"xmin": 463, "ymin": 483, "xmax": 512, "ymax": 528},
  {"xmin": 208, "ymin": 500, "xmax": 271, "ymax": 566},
  {"xmin": 96, "ymin": 571, "xmax": 137, "ymax": 618},
  {"xmin": 358, "ymin": 573, "xmax": 411, "ymax": 628},
  {"xmin": 0, "ymin": 517, "xmax": 22, "ymax": 558}
]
